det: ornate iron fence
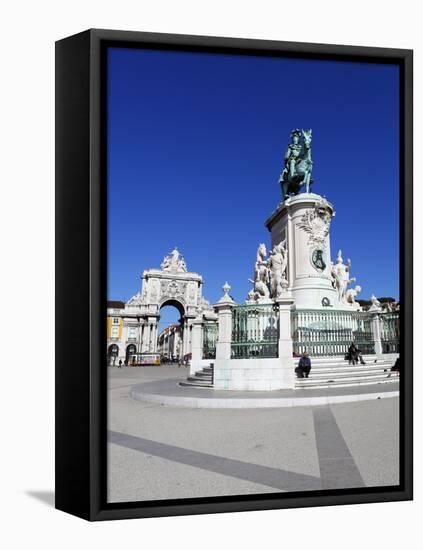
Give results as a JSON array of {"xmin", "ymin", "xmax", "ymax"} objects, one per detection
[
  {"xmin": 202, "ymin": 321, "xmax": 218, "ymax": 359},
  {"xmin": 231, "ymin": 303, "xmax": 279, "ymax": 359},
  {"xmin": 292, "ymin": 309, "xmax": 375, "ymax": 356},
  {"xmin": 380, "ymin": 311, "xmax": 400, "ymax": 353}
]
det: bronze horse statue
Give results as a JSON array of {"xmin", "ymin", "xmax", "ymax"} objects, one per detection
[{"xmin": 279, "ymin": 129, "xmax": 314, "ymax": 199}]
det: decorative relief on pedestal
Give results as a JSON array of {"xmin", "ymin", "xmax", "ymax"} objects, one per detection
[
  {"xmin": 298, "ymin": 199, "xmax": 333, "ymax": 249},
  {"xmin": 311, "ymin": 248, "xmax": 327, "ymax": 272}
]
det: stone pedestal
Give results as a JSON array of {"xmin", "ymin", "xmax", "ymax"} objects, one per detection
[
  {"xmin": 213, "ymin": 284, "xmax": 296, "ymax": 391},
  {"xmin": 275, "ymin": 293, "xmax": 295, "ymax": 389},
  {"xmin": 213, "ymin": 358, "xmax": 294, "ymax": 391},
  {"xmin": 265, "ymin": 193, "xmax": 338, "ymax": 310},
  {"xmin": 190, "ymin": 317, "xmax": 204, "ymax": 375},
  {"xmin": 214, "ymin": 286, "xmax": 235, "ymax": 360},
  {"xmin": 370, "ymin": 309, "xmax": 383, "ymax": 354}
]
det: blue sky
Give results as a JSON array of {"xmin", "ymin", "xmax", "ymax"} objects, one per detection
[{"xmin": 107, "ymin": 47, "xmax": 399, "ymax": 329}]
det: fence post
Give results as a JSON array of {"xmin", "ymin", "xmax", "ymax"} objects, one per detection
[
  {"xmin": 370, "ymin": 311, "xmax": 383, "ymax": 354},
  {"xmin": 275, "ymin": 290, "xmax": 295, "ymax": 389},
  {"xmin": 275, "ymin": 296, "xmax": 295, "ymax": 358},
  {"xmin": 214, "ymin": 282, "xmax": 235, "ymax": 360},
  {"xmin": 190, "ymin": 316, "xmax": 204, "ymax": 375}
]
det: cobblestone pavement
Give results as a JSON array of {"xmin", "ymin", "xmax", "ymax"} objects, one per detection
[{"xmin": 107, "ymin": 367, "xmax": 399, "ymax": 503}]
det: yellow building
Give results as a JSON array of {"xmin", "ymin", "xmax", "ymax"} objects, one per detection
[{"xmin": 107, "ymin": 300, "xmax": 125, "ymax": 365}]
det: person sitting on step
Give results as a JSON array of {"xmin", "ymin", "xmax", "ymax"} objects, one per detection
[{"xmin": 296, "ymin": 351, "xmax": 311, "ymax": 378}]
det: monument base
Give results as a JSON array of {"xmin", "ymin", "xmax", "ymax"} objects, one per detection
[{"xmin": 213, "ymin": 357, "xmax": 295, "ymax": 391}]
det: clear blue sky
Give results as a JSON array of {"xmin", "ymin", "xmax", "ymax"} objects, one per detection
[{"xmin": 107, "ymin": 47, "xmax": 399, "ymax": 329}]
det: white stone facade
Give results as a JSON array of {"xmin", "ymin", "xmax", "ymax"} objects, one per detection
[{"xmin": 107, "ymin": 248, "xmax": 215, "ymax": 364}]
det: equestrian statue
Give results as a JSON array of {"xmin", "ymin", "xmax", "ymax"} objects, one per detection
[{"xmin": 279, "ymin": 128, "xmax": 314, "ymax": 199}]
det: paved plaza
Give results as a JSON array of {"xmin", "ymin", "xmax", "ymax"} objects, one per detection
[{"xmin": 107, "ymin": 366, "xmax": 399, "ymax": 503}]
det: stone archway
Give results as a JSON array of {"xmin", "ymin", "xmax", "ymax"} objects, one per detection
[
  {"xmin": 137, "ymin": 248, "xmax": 204, "ymax": 356},
  {"xmin": 107, "ymin": 344, "xmax": 119, "ymax": 366},
  {"xmin": 118, "ymin": 248, "xmax": 215, "ymax": 359},
  {"xmin": 158, "ymin": 299, "xmax": 185, "ymax": 360},
  {"xmin": 125, "ymin": 343, "xmax": 137, "ymax": 365}
]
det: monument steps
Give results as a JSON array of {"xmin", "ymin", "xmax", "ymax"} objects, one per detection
[
  {"xmin": 304, "ymin": 355, "xmax": 390, "ymax": 365},
  {"xmin": 186, "ymin": 376, "xmax": 212, "ymax": 384},
  {"xmin": 295, "ymin": 376, "xmax": 399, "ymax": 389},
  {"xmin": 298, "ymin": 371, "xmax": 397, "ymax": 382},
  {"xmin": 304, "ymin": 363, "xmax": 393, "ymax": 374},
  {"xmin": 183, "ymin": 358, "xmax": 397, "ymax": 389},
  {"xmin": 194, "ymin": 371, "xmax": 213, "ymax": 379},
  {"xmin": 181, "ymin": 364, "xmax": 214, "ymax": 388},
  {"xmin": 295, "ymin": 356, "xmax": 397, "ymax": 388}
]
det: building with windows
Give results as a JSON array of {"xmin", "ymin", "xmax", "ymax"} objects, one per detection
[{"xmin": 157, "ymin": 324, "xmax": 183, "ymax": 362}]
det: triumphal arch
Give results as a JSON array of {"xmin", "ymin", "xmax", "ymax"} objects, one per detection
[{"xmin": 113, "ymin": 248, "xmax": 214, "ymax": 360}]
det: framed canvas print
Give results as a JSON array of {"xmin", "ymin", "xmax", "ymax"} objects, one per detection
[{"xmin": 55, "ymin": 29, "xmax": 413, "ymax": 521}]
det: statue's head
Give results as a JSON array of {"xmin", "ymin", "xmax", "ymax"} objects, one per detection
[
  {"xmin": 291, "ymin": 129, "xmax": 301, "ymax": 144},
  {"xmin": 258, "ymin": 243, "xmax": 267, "ymax": 257},
  {"xmin": 355, "ymin": 285, "xmax": 362, "ymax": 294}
]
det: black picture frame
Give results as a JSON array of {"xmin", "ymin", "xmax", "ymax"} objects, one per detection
[{"xmin": 55, "ymin": 28, "xmax": 413, "ymax": 521}]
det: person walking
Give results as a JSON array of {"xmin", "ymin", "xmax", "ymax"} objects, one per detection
[
  {"xmin": 296, "ymin": 351, "xmax": 311, "ymax": 378},
  {"xmin": 118, "ymin": 359, "xmax": 122, "ymax": 369}
]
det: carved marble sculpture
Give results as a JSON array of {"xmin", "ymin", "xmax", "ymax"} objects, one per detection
[
  {"xmin": 280, "ymin": 128, "xmax": 314, "ymax": 198},
  {"xmin": 370, "ymin": 294, "xmax": 381, "ymax": 308},
  {"xmin": 332, "ymin": 250, "xmax": 360, "ymax": 305},
  {"xmin": 247, "ymin": 241, "xmax": 289, "ymax": 302},
  {"xmin": 268, "ymin": 240, "xmax": 288, "ymax": 298},
  {"xmin": 248, "ymin": 243, "xmax": 271, "ymax": 299},
  {"xmin": 160, "ymin": 247, "xmax": 188, "ymax": 273},
  {"xmin": 298, "ymin": 198, "xmax": 333, "ymax": 249},
  {"xmin": 345, "ymin": 285, "xmax": 362, "ymax": 305}
]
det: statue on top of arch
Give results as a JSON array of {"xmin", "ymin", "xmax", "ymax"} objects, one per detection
[{"xmin": 160, "ymin": 247, "xmax": 188, "ymax": 273}]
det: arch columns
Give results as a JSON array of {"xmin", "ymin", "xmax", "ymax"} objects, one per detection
[
  {"xmin": 141, "ymin": 319, "xmax": 151, "ymax": 352},
  {"xmin": 182, "ymin": 319, "xmax": 189, "ymax": 358},
  {"xmin": 190, "ymin": 316, "xmax": 204, "ymax": 375},
  {"xmin": 138, "ymin": 319, "xmax": 145, "ymax": 353},
  {"xmin": 150, "ymin": 317, "xmax": 159, "ymax": 353}
]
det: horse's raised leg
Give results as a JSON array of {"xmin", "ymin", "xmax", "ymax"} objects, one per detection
[
  {"xmin": 304, "ymin": 171, "xmax": 311, "ymax": 193},
  {"xmin": 282, "ymin": 181, "xmax": 289, "ymax": 200}
]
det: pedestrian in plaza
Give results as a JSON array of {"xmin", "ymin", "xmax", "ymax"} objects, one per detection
[
  {"xmin": 118, "ymin": 359, "xmax": 122, "ymax": 368},
  {"xmin": 296, "ymin": 351, "xmax": 311, "ymax": 378}
]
